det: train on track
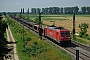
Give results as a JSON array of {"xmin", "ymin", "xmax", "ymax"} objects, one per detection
[{"xmin": 10, "ymin": 16, "xmax": 71, "ymax": 44}]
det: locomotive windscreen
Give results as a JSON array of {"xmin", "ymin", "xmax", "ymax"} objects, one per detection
[{"xmin": 61, "ymin": 32, "xmax": 70, "ymax": 37}]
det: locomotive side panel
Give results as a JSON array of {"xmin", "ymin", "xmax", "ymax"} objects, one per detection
[{"xmin": 45, "ymin": 27, "xmax": 60, "ymax": 43}]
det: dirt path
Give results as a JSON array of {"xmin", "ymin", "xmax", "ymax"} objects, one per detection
[{"xmin": 6, "ymin": 26, "xmax": 19, "ymax": 60}]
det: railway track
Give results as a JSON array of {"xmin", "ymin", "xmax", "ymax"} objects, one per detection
[
  {"xmin": 11, "ymin": 17, "xmax": 90, "ymax": 60},
  {"xmin": 64, "ymin": 45, "xmax": 90, "ymax": 60},
  {"xmin": 72, "ymin": 40, "xmax": 90, "ymax": 52}
]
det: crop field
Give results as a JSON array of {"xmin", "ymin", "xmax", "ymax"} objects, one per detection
[{"xmin": 42, "ymin": 15, "xmax": 90, "ymax": 35}]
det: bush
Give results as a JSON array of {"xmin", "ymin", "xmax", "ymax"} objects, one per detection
[
  {"xmin": 87, "ymin": 36, "xmax": 90, "ymax": 40},
  {"xmin": 84, "ymin": 33, "xmax": 89, "ymax": 36},
  {"xmin": 0, "ymin": 18, "xmax": 8, "ymax": 58},
  {"xmin": 25, "ymin": 41, "xmax": 46, "ymax": 57},
  {"xmin": 82, "ymin": 35, "xmax": 86, "ymax": 38},
  {"xmin": 24, "ymin": 36, "xmax": 32, "ymax": 45},
  {"xmin": 78, "ymin": 31, "xmax": 89, "ymax": 39},
  {"xmin": 79, "ymin": 32, "xmax": 82, "ymax": 37}
]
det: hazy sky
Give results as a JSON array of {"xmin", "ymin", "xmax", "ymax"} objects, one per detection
[{"xmin": 0, "ymin": 0, "xmax": 90, "ymax": 12}]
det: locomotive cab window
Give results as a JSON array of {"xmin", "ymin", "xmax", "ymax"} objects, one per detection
[{"xmin": 61, "ymin": 32, "xmax": 70, "ymax": 37}]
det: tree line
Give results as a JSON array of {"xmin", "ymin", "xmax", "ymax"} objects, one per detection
[
  {"xmin": 1, "ymin": 6, "xmax": 90, "ymax": 15},
  {"xmin": 30, "ymin": 6, "xmax": 90, "ymax": 14}
]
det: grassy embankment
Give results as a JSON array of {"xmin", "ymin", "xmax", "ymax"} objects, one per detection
[
  {"xmin": 75, "ymin": 37, "xmax": 90, "ymax": 46},
  {"xmin": 6, "ymin": 16, "xmax": 72, "ymax": 60}
]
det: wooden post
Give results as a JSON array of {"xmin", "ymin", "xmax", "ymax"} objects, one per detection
[
  {"xmin": 38, "ymin": 13, "xmax": 42, "ymax": 40},
  {"xmin": 73, "ymin": 13, "xmax": 75, "ymax": 40},
  {"xmin": 76, "ymin": 50, "xmax": 79, "ymax": 60}
]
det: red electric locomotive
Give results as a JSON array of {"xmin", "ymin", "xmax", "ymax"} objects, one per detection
[{"xmin": 45, "ymin": 26, "xmax": 71, "ymax": 44}]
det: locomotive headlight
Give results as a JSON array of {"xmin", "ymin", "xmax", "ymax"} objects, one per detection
[
  {"xmin": 61, "ymin": 37, "xmax": 64, "ymax": 39},
  {"xmin": 68, "ymin": 37, "xmax": 70, "ymax": 38}
]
